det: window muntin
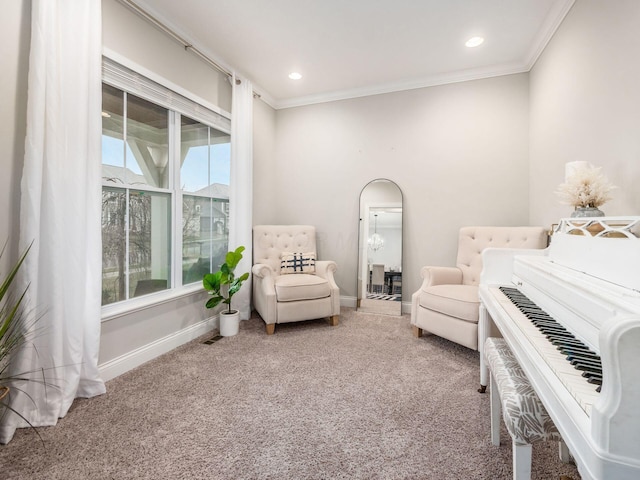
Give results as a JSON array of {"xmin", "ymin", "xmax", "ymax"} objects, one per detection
[{"xmin": 101, "ymin": 81, "xmax": 229, "ymax": 307}]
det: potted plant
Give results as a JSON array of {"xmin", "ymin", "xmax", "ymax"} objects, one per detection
[
  {"xmin": 1, "ymin": 243, "xmax": 30, "ymax": 410},
  {"xmin": 203, "ymin": 246, "xmax": 249, "ymax": 337},
  {"xmin": 556, "ymin": 163, "xmax": 616, "ymax": 217},
  {"xmin": 1, "ymin": 241, "xmax": 54, "ymax": 444}
]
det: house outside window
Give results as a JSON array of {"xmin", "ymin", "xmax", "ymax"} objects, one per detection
[{"xmin": 101, "ymin": 61, "xmax": 231, "ymax": 307}]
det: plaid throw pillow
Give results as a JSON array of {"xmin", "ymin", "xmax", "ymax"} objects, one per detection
[{"xmin": 280, "ymin": 252, "xmax": 316, "ymax": 274}]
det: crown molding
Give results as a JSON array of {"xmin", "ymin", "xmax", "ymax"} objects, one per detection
[
  {"xmin": 273, "ymin": 62, "xmax": 530, "ymax": 110},
  {"xmin": 524, "ymin": 0, "xmax": 575, "ymax": 70},
  {"xmin": 251, "ymin": 86, "xmax": 277, "ymax": 109},
  {"xmin": 126, "ymin": 0, "xmax": 576, "ymax": 112},
  {"xmin": 273, "ymin": 0, "xmax": 576, "ymax": 110}
]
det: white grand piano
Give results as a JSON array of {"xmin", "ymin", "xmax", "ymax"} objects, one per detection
[{"xmin": 478, "ymin": 217, "xmax": 640, "ymax": 480}]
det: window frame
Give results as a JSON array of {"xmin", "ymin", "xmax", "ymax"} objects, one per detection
[{"xmin": 101, "ymin": 56, "xmax": 231, "ymax": 321}]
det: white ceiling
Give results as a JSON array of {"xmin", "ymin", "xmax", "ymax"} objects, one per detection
[{"xmin": 133, "ymin": 0, "xmax": 575, "ymax": 109}]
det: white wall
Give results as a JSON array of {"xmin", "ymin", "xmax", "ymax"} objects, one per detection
[
  {"xmin": 0, "ymin": 0, "xmax": 30, "ymax": 272},
  {"xmin": 263, "ymin": 73, "xmax": 531, "ymax": 301},
  {"xmin": 529, "ymin": 0, "xmax": 640, "ymax": 226},
  {"xmin": 252, "ymin": 97, "xmax": 277, "ymax": 225}
]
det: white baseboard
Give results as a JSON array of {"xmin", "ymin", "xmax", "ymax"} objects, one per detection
[
  {"xmin": 340, "ymin": 295, "xmax": 411, "ymax": 314},
  {"xmin": 340, "ymin": 295, "xmax": 358, "ymax": 308},
  {"xmin": 99, "ymin": 315, "xmax": 217, "ymax": 382},
  {"xmin": 402, "ymin": 301, "xmax": 411, "ymax": 314}
]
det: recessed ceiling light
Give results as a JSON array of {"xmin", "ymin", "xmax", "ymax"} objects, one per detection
[
  {"xmin": 465, "ymin": 36, "xmax": 484, "ymax": 48},
  {"xmin": 288, "ymin": 72, "xmax": 302, "ymax": 80}
]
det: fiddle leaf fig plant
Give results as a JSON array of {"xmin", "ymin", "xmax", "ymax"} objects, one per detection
[{"xmin": 203, "ymin": 246, "xmax": 249, "ymax": 314}]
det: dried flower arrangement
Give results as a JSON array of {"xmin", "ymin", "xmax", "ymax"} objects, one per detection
[{"xmin": 556, "ymin": 164, "xmax": 616, "ymax": 209}]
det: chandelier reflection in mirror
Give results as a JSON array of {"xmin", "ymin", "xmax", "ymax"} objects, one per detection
[{"xmin": 368, "ymin": 214, "xmax": 385, "ymax": 251}]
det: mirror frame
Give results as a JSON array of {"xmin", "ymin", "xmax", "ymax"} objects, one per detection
[{"xmin": 356, "ymin": 178, "xmax": 403, "ymax": 315}]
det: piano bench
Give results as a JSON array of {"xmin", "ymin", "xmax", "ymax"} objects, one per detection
[{"xmin": 484, "ymin": 337, "xmax": 568, "ymax": 480}]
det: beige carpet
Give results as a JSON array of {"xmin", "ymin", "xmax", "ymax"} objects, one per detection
[
  {"xmin": 357, "ymin": 298, "xmax": 402, "ymax": 315},
  {"xmin": 1, "ymin": 308, "xmax": 580, "ymax": 479}
]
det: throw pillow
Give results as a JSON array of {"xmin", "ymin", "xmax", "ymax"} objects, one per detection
[{"xmin": 280, "ymin": 252, "xmax": 316, "ymax": 274}]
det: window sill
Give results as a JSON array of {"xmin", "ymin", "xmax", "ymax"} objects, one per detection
[{"xmin": 101, "ymin": 284, "xmax": 206, "ymax": 323}]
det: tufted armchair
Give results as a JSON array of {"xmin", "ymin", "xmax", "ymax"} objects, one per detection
[
  {"xmin": 410, "ymin": 226, "xmax": 548, "ymax": 350},
  {"xmin": 252, "ymin": 225, "xmax": 340, "ymax": 334}
]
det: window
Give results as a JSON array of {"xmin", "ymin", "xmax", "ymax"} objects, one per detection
[
  {"xmin": 101, "ymin": 66, "xmax": 231, "ymax": 307},
  {"xmin": 180, "ymin": 116, "xmax": 230, "ymax": 284}
]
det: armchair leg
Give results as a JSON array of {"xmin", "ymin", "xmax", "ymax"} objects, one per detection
[
  {"xmin": 329, "ymin": 315, "xmax": 339, "ymax": 326},
  {"xmin": 412, "ymin": 325, "xmax": 423, "ymax": 337},
  {"xmin": 265, "ymin": 323, "xmax": 275, "ymax": 335}
]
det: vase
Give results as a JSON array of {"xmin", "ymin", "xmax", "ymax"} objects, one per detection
[
  {"xmin": 219, "ymin": 310, "xmax": 240, "ymax": 336},
  {"xmin": 571, "ymin": 207, "xmax": 604, "ymax": 218}
]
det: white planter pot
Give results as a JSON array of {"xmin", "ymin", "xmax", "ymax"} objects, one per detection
[{"xmin": 219, "ymin": 310, "xmax": 240, "ymax": 336}]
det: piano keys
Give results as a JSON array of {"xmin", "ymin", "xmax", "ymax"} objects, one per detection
[
  {"xmin": 478, "ymin": 217, "xmax": 640, "ymax": 480},
  {"xmin": 488, "ymin": 285, "xmax": 601, "ymax": 415},
  {"xmin": 498, "ymin": 287, "xmax": 603, "ymax": 385}
]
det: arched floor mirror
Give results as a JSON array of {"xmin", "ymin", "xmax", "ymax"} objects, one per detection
[{"xmin": 357, "ymin": 179, "xmax": 403, "ymax": 316}]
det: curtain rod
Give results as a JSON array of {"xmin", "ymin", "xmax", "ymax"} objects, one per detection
[
  {"xmin": 115, "ymin": 0, "xmax": 262, "ymax": 99},
  {"xmin": 116, "ymin": 0, "xmax": 232, "ymax": 78}
]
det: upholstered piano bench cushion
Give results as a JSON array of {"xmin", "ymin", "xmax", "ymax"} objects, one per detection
[
  {"xmin": 418, "ymin": 284, "xmax": 480, "ymax": 323},
  {"xmin": 274, "ymin": 273, "xmax": 331, "ymax": 302},
  {"xmin": 484, "ymin": 337, "xmax": 561, "ymax": 446}
]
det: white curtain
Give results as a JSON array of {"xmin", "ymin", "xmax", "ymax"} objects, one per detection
[
  {"xmin": 229, "ymin": 75, "xmax": 254, "ymax": 320},
  {"xmin": 0, "ymin": 0, "xmax": 105, "ymax": 444}
]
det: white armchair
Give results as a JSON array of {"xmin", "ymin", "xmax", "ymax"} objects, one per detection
[
  {"xmin": 252, "ymin": 225, "xmax": 340, "ymax": 334},
  {"xmin": 410, "ymin": 226, "xmax": 548, "ymax": 350}
]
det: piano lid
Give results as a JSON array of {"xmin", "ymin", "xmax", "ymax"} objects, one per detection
[{"xmin": 550, "ymin": 217, "xmax": 640, "ymax": 293}]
